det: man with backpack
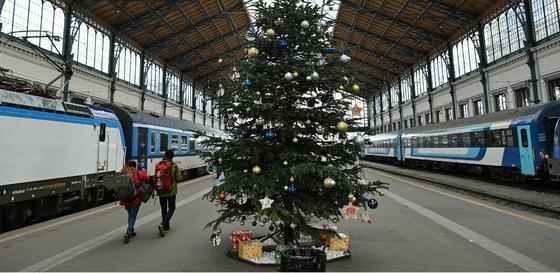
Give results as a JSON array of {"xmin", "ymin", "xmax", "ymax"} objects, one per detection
[
  {"xmin": 155, "ymin": 150, "xmax": 183, "ymax": 237},
  {"xmin": 116, "ymin": 160, "xmax": 150, "ymax": 244}
]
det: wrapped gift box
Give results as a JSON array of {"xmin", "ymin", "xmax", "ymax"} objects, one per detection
[
  {"xmin": 230, "ymin": 230, "xmax": 252, "ymax": 249},
  {"xmin": 238, "ymin": 240, "xmax": 263, "ymax": 260},
  {"xmin": 274, "ymin": 244, "xmax": 295, "ymax": 264},
  {"xmin": 327, "ymin": 233, "xmax": 349, "ymax": 252}
]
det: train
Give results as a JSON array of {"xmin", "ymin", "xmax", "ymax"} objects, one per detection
[
  {"xmin": 0, "ymin": 88, "xmax": 223, "ymax": 231},
  {"xmin": 363, "ymin": 101, "xmax": 560, "ymax": 183}
]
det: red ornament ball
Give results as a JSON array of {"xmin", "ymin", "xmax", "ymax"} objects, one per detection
[{"xmin": 218, "ymin": 193, "xmax": 226, "ymax": 200}]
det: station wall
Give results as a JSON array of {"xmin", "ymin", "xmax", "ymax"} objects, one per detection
[{"xmin": 374, "ymin": 35, "xmax": 560, "ymax": 132}]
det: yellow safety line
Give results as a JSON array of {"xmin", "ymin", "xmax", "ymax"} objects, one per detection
[
  {"xmin": 0, "ymin": 174, "xmax": 212, "ymax": 244},
  {"xmin": 365, "ymin": 168, "xmax": 560, "ymax": 231}
]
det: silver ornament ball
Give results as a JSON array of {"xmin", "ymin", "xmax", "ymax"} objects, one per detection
[
  {"xmin": 311, "ymin": 71, "xmax": 319, "ymax": 81},
  {"xmin": 306, "ymin": 76, "xmax": 312, "ymax": 81},
  {"xmin": 340, "ymin": 54, "xmax": 350, "ymax": 63},
  {"xmin": 284, "ymin": 72, "xmax": 294, "ymax": 80},
  {"xmin": 353, "ymin": 135, "xmax": 365, "ymax": 147},
  {"xmin": 290, "ymin": 223, "xmax": 297, "ymax": 229},
  {"xmin": 301, "ymin": 20, "xmax": 310, "ymax": 29}
]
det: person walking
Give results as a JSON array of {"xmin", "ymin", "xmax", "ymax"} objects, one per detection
[
  {"xmin": 119, "ymin": 161, "xmax": 150, "ymax": 244},
  {"xmin": 154, "ymin": 149, "xmax": 182, "ymax": 237}
]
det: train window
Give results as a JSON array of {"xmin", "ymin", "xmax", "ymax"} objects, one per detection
[
  {"xmin": 462, "ymin": 133, "xmax": 471, "ymax": 147},
  {"xmin": 99, "ymin": 123, "xmax": 106, "ymax": 142},
  {"xmin": 441, "ymin": 135, "xmax": 449, "ymax": 147},
  {"xmin": 181, "ymin": 136, "xmax": 188, "ymax": 151},
  {"xmin": 505, "ymin": 129, "xmax": 516, "ymax": 147},
  {"xmin": 424, "ymin": 136, "xmax": 431, "ymax": 148},
  {"xmin": 449, "ymin": 134, "xmax": 459, "ymax": 147},
  {"xmin": 521, "ymin": 129, "xmax": 528, "ymax": 147},
  {"xmin": 489, "ymin": 130, "xmax": 502, "ymax": 147},
  {"xmin": 160, "ymin": 133, "xmax": 169, "ymax": 152},
  {"xmin": 472, "ymin": 131, "xmax": 485, "ymax": 147},
  {"xmin": 433, "ymin": 136, "xmax": 440, "ymax": 147},
  {"xmin": 171, "ymin": 135, "xmax": 179, "ymax": 151},
  {"xmin": 150, "ymin": 131, "xmax": 156, "ymax": 153},
  {"xmin": 190, "ymin": 136, "xmax": 196, "ymax": 151}
]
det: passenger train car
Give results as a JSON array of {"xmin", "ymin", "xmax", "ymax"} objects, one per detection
[
  {"xmin": 0, "ymin": 89, "xmax": 222, "ymax": 231},
  {"xmin": 364, "ymin": 101, "xmax": 560, "ymax": 182},
  {"xmin": 102, "ymin": 104, "xmax": 223, "ymax": 178}
]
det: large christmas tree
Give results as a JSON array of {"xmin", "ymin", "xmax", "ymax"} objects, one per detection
[{"xmin": 202, "ymin": 0, "xmax": 387, "ymax": 244}]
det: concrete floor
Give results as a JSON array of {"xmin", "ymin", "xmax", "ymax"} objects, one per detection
[{"xmin": 1, "ymin": 169, "xmax": 560, "ymax": 271}]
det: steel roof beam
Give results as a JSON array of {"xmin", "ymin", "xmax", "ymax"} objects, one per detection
[
  {"xmin": 335, "ymin": 21, "xmax": 425, "ymax": 58},
  {"xmin": 163, "ymin": 27, "xmax": 249, "ymax": 63},
  {"xmin": 136, "ymin": 0, "xmax": 226, "ymax": 81},
  {"xmin": 142, "ymin": 7, "xmax": 247, "ymax": 50},
  {"xmin": 106, "ymin": 0, "xmax": 204, "ymax": 77},
  {"xmin": 360, "ymin": 0, "xmax": 423, "ymax": 89},
  {"xmin": 339, "ymin": 1, "xmax": 448, "ymax": 43},
  {"xmin": 116, "ymin": 0, "xmax": 196, "ymax": 32}
]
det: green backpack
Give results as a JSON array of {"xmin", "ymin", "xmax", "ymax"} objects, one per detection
[{"xmin": 114, "ymin": 172, "xmax": 136, "ymax": 201}]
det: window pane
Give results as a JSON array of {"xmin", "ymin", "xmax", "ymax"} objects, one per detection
[
  {"xmin": 0, "ymin": 0, "xmax": 15, "ymax": 34},
  {"xmin": 150, "ymin": 131, "xmax": 156, "ymax": 153},
  {"xmin": 13, "ymin": 0, "xmax": 29, "ymax": 32},
  {"xmin": 171, "ymin": 135, "xmax": 179, "ymax": 151},
  {"xmin": 28, "ymin": 0, "xmax": 42, "ymax": 46},
  {"xmin": 160, "ymin": 133, "xmax": 169, "ymax": 152},
  {"xmin": 40, "ymin": 2, "xmax": 54, "ymax": 51}
]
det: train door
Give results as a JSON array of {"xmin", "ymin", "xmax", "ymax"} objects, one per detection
[
  {"xmin": 517, "ymin": 125, "xmax": 536, "ymax": 175},
  {"xmin": 396, "ymin": 135, "xmax": 403, "ymax": 161},
  {"xmin": 137, "ymin": 128, "xmax": 148, "ymax": 171}
]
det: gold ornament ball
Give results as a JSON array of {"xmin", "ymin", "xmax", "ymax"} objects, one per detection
[
  {"xmin": 333, "ymin": 217, "xmax": 340, "ymax": 223},
  {"xmin": 283, "ymin": 160, "xmax": 288, "ymax": 166},
  {"xmin": 338, "ymin": 85, "xmax": 344, "ymax": 90},
  {"xmin": 218, "ymin": 158, "xmax": 223, "ymax": 164},
  {"xmin": 252, "ymin": 165, "xmax": 262, "ymax": 174},
  {"xmin": 293, "ymin": 71, "xmax": 299, "ymax": 78},
  {"xmin": 266, "ymin": 28, "xmax": 276, "ymax": 37},
  {"xmin": 243, "ymin": 169, "xmax": 248, "ymax": 173},
  {"xmin": 336, "ymin": 121, "xmax": 349, "ymax": 133},
  {"xmin": 290, "ymin": 176, "xmax": 295, "ymax": 183},
  {"xmin": 323, "ymin": 177, "xmax": 336, "ymax": 188},
  {"xmin": 352, "ymin": 84, "xmax": 360, "ymax": 93},
  {"xmin": 248, "ymin": 47, "xmax": 259, "ymax": 58},
  {"xmin": 348, "ymin": 193, "xmax": 354, "ymax": 200},
  {"xmin": 379, "ymin": 190, "xmax": 385, "ymax": 196}
]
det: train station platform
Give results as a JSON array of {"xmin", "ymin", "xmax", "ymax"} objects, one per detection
[{"xmin": 1, "ymin": 170, "xmax": 560, "ymax": 271}]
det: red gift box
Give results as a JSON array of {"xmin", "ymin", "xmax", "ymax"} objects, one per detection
[{"xmin": 230, "ymin": 230, "xmax": 252, "ymax": 249}]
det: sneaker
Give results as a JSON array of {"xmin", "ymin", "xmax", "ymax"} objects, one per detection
[
  {"xmin": 124, "ymin": 233, "xmax": 130, "ymax": 244},
  {"xmin": 163, "ymin": 223, "xmax": 170, "ymax": 231},
  {"xmin": 158, "ymin": 225, "xmax": 165, "ymax": 237}
]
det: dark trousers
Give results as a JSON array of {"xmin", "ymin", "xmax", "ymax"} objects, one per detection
[
  {"xmin": 159, "ymin": 195, "xmax": 176, "ymax": 228},
  {"xmin": 125, "ymin": 204, "xmax": 140, "ymax": 234}
]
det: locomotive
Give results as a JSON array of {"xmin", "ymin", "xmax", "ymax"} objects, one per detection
[{"xmin": 0, "ymin": 88, "xmax": 222, "ymax": 231}]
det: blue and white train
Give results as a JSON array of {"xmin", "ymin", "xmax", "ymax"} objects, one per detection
[
  {"xmin": 363, "ymin": 101, "xmax": 560, "ymax": 182},
  {"xmin": 0, "ymin": 88, "xmax": 222, "ymax": 231}
]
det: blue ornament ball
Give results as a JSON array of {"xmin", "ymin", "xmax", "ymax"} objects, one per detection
[
  {"xmin": 325, "ymin": 45, "xmax": 335, "ymax": 54},
  {"xmin": 288, "ymin": 185, "xmax": 296, "ymax": 194},
  {"xmin": 278, "ymin": 40, "xmax": 288, "ymax": 49},
  {"xmin": 265, "ymin": 130, "xmax": 276, "ymax": 140},
  {"xmin": 242, "ymin": 130, "xmax": 250, "ymax": 138},
  {"xmin": 243, "ymin": 79, "xmax": 253, "ymax": 88}
]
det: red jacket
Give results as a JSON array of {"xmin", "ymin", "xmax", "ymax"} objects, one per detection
[{"xmin": 120, "ymin": 169, "xmax": 150, "ymax": 206}]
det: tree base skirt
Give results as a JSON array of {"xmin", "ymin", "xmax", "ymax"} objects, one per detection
[{"xmin": 226, "ymin": 244, "xmax": 351, "ymax": 267}]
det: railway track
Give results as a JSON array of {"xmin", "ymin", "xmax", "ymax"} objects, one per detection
[{"xmin": 361, "ymin": 161, "xmax": 560, "ymax": 220}]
